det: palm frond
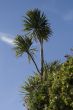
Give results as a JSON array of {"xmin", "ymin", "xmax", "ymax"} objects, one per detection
[
  {"xmin": 14, "ymin": 35, "xmax": 32, "ymax": 57},
  {"xmin": 23, "ymin": 8, "xmax": 52, "ymax": 42},
  {"xmin": 14, "ymin": 35, "xmax": 40, "ymax": 73}
]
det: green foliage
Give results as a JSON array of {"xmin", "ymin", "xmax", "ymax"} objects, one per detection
[
  {"xmin": 14, "ymin": 35, "xmax": 32, "ymax": 57},
  {"xmin": 14, "ymin": 35, "xmax": 36, "ymax": 62},
  {"xmin": 21, "ymin": 56, "xmax": 73, "ymax": 110},
  {"xmin": 48, "ymin": 56, "xmax": 73, "ymax": 110},
  {"xmin": 23, "ymin": 8, "xmax": 52, "ymax": 42},
  {"xmin": 22, "ymin": 74, "xmax": 50, "ymax": 110}
]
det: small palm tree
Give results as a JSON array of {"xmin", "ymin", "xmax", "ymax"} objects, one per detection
[
  {"xmin": 14, "ymin": 35, "xmax": 40, "ymax": 73},
  {"xmin": 23, "ymin": 9, "xmax": 52, "ymax": 76}
]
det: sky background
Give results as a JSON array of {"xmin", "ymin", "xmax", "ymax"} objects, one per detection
[{"xmin": 0, "ymin": 0, "xmax": 73, "ymax": 110}]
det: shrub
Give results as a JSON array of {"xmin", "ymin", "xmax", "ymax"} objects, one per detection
[{"xmin": 21, "ymin": 56, "xmax": 73, "ymax": 110}]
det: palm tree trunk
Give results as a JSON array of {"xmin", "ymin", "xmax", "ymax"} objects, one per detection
[
  {"xmin": 27, "ymin": 51, "xmax": 40, "ymax": 74},
  {"xmin": 40, "ymin": 39, "xmax": 44, "ymax": 77}
]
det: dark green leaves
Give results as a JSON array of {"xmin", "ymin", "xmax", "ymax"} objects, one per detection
[
  {"xmin": 14, "ymin": 35, "xmax": 32, "ymax": 57},
  {"xmin": 23, "ymin": 8, "xmax": 52, "ymax": 42},
  {"xmin": 21, "ymin": 56, "xmax": 73, "ymax": 110}
]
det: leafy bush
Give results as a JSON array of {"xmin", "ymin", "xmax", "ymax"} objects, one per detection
[
  {"xmin": 21, "ymin": 56, "xmax": 73, "ymax": 110},
  {"xmin": 48, "ymin": 56, "xmax": 73, "ymax": 110}
]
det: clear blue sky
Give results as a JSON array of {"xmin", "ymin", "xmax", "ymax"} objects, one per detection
[{"xmin": 0, "ymin": 0, "xmax": 73, "ymax": 110}]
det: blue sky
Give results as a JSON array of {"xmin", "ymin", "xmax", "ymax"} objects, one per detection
[{"xmin": 0, "ymin": 0, "xmax": 73, "ymax": 110}]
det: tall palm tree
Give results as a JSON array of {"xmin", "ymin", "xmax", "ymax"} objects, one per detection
[
  {"xmin": 23, "ymin": 9, "xmax": 52, "ymax": 76},
  {"xmin": 14, "ymin": 35, "xmax": 40, "ymax": 74}
]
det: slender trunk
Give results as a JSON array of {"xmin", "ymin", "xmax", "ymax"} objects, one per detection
[
  {"xmin": 40, "ymin": 39, "xmax": 44, "ymax": 76},
  {"xmin": 27, "ymin": 51, "xmax": 40, "ymax": 74}
]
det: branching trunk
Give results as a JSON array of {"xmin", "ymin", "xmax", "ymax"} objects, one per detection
[{"xmin": 27, "ymin": 51, "xmax": 40, "ymax": 74}]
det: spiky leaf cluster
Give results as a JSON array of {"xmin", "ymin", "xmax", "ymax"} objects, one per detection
[
  {"xmin": 23, "ymin": 9, "xmax": 52, "ymax": 42},
  {"xmin": 14, "ymin": 35, "xmax": 32, "ymax": 56}
]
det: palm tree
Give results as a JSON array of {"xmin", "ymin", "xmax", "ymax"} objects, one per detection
[
  {"xmin": 14, "ymin": 35, "xmax": 40, "ymax": 74},
  {"xmin": 23, "ymin": 9, "xmax": 52, "ymax": 77}
]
